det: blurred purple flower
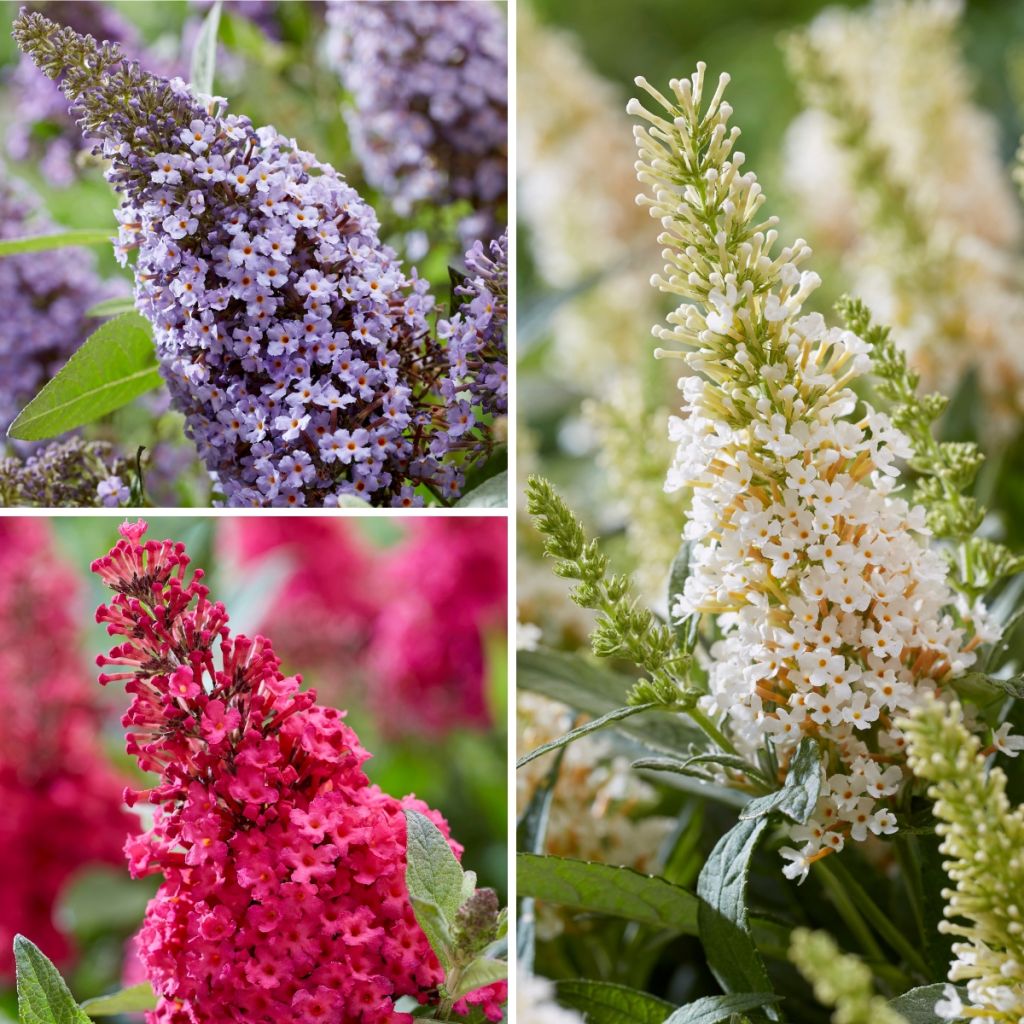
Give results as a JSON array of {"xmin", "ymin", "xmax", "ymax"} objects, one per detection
[{"xmin": 326, "ymin": 1, "xmax": 507, "ymax": 239}]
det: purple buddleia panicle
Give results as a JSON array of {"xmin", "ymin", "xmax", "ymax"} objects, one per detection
[
  {"xmin": 14, "ymin": 10, "xmax": 477, "ymax": 507},
  {"xmin": 325, "ymin": 0, "xmax": 507, "ymax": 240},
  {"xmin": 5, "ymin": 2, "xmax": 176, "ymax": 186},
  {"xmin": 0, "ymin": 172, "xmax": 125, "ymax": 437},
  {"xmin": 436, "ymin": 228, "xmax": 507, "ymax": 458},
  {"xmin": 0, "ymin": 437, "xmax": 130, "ymax": 508}
]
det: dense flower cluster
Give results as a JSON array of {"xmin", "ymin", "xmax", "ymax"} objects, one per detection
[
  {"xmin": 0, "ymin": 437, "xmax": 130, "ymax": 507},
  {"xmin": 630, "ymin": 65, "xmax": 1004, "ymax": 878},
  {"xmin": 15, "ymin": 11, "xmax": 476, "ymax": 507},
  {"xmin": 784, "ymin": 0, "xmax": 1024, "ymax": 432},
  {"xmin": 325, "ymin": 0, "xmax": 507, "ymax": 239},
  {"xmin": 92, "ymin": 521, "xmax": 503, "ymax": 1022},
  {"xmin": 516, "ymin": 691, "xmax": 673, "ymax": 938},
  {"xmin": 0, "ymin": 520, "xmax": 136, "ymax": 976},
  {"xmin": 437, "ymin": 229, "xmax": 508, "ymax": 452},
  {"xmin": 228, "ymin": 517, "xmax": 507, "ymax": 738},
  {"xmin": 903, "ymin": 700, "xmax": 1024, "ymax": 1024},
  {"xmin": 0, "ymin": 173, "xmax": 123, "ymax": 437}
]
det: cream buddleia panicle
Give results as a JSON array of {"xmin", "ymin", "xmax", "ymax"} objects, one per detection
[
  {"xmin": 903, "ymin": 700, "xmax": 1024, "ymax": 1024},
  {"xmin": 629, "ymin": 64, "xmax": 1008, "ymax": 879},
  {"xmin": 783, "ymin": 0, "xmax": 1024, "ymax": 432}
]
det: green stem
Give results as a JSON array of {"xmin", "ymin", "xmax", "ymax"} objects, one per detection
[
  {"xmin": 813, "ymin": 859, "xmax": 885, "ymax": 964},
  {"xmin": 688, "ymin": 706, "xmax": 739, "ymax": 756},
  {"xmin": 826, "ymin": 857, "xmax": 933, "ymax": 981}
]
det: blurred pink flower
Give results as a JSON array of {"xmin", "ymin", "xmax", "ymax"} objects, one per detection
[
  {"xmin": 0, "ymin": 520, "xmax": 136, "ymax": 977},
  {"xmin": 226, "ymin": 518, "xmax": 507, "ymax": 737}
]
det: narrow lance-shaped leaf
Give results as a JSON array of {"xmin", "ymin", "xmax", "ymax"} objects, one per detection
[
  {"xmin": 696, "ymin": 818, "xmax": 778, "ymax": 1019},
  {"xmin": 8, "ymin": 313, "xmax": 161, "ymax": 441},
  {"xmin": 739, "ymin": 737, "xmax": 822, "ymax": 825},
  {"xmin": 554, "ymin": 979, "xmax": 676, "ymax": 1024},
  {"xmin": 517, "ymin": 853, "xmax": 699, "ymax": 934},
  {"xmin": 0, "ymin": 229, "xmax": 112, "ymax": 256},
  {"xmin": 516, "ymin": 702, "xmax": 659, "ymax": 769},
  {"xmin": 663, "ymin": 992, "xmax": 782, "ymax": 1024},
  {"xmin": 190, "ymin": 0, "xmax": 223, "ymax": 97},
  {"xmin": 79, "ymin": 984, "xmax": 157, "ymax": 1017}
]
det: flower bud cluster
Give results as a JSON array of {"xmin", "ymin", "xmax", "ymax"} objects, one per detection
[{"xmin": 903, "ymin": 700, "xmax": 1024, "ymax": 1024}]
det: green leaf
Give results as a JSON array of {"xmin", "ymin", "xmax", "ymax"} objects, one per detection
[
  {"xmin": 190, "ymin": 0, "xmax": 223, "ymax": 96},
  {"xmin": 516, "ymin": 749, "xmax": 564, "ymax": 973},
  {"xmin": 409, "ymin": 896, "xmax": 454, "ymax": 972},
  {"xmin": 516, "ymin": 703, "xmax": 659, "ymax": 769},
  {"xmin": 0, "ymin": 229, "xmax": 112, "ymax": 256},
  {"xmin": 85, "ymin": 297, "xmax": 135, "ymax": 319},
  {"xmin": 457, "ymin": 471, "xmax": 507, "ymax": 508},
  {"xmin": 739, "ymin": 738, "xmax": 822, "ymax": 825},
  {"xmin": 518, "ymin": 648, "xmax": 702, "ymax": 755},
  {"xmin": 554, "ymin": 980, "xmax": 675, "ymax": 1024},
  {"xmin": 889, "ymin": 984, "xmax": 965, "ymax": 1023},
  {"xmin": 635, "ymin": 753, "xmax": 771, "ymax": 788},
  {"xmin": 14, "ymin": 935, "xmax": 91, "ymax": 1024},
  {"xmin": 404, "ymin": 810, "xmax": 465, "ymax": 969},
  {"xmin": 667, "ymin": 541, "xmax": 700, "ymax": 651},
  {"xmin": 517, "ymin": 853, "xmax": 699, "ymax": 933},
  {"xmin": 696, "ymin": 818, "xmax": 777, "ymax": 1017},
  {"xmin": 79, "ymin": 985, "xmax": 156, "ymax": 1017},
  {"xmin": 664, "ymin": 993, "xmax": 781, "ymax": 1024},
  {"xmin": 449, "ymin": 959, "xmax": 508, "ymax": 1001},
  {"xmin": 951, "ymin": 670, "xmax": 1024, "ymax": 704},
  {"xmin": 8, "ymin": 313, "xmax": 160, "ymax": 440}
]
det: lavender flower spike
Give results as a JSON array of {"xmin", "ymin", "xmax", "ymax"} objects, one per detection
[{"xmin": 14, "ymin": 9, "xmax": 464, "ymax": 508}]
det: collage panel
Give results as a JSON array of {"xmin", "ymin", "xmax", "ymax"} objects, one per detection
[
  {"xmin": 0, "ymin": 513, "xmax": 509, "ymax": 1022},
  {"xmin": 0, "ymin": 0, "xmax": 512, "ymax": 1020},
  {"xmin": 517, "ymin": 1, "xmax": 1024, "ymax": 1023},
  {"xmin": 0, "ymin": 0, "xmax": 507, "ymax": 510}
]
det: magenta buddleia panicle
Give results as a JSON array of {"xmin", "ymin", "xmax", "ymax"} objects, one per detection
[{"xmin": 13, "ymin": 9, "xmax": 488, "ymax": 507}]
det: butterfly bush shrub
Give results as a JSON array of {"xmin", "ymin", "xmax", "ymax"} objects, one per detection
[
  {"xmin": 14, "ymin": 10, "xmax": 504, "ymax": 508},
  {"xmin": 92, "ymin": 521, "xmax": 506, "ymax": 1023},
  {"xmin": 0, "ymin": 519, "xmax": 137, "ymax": 976}
]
